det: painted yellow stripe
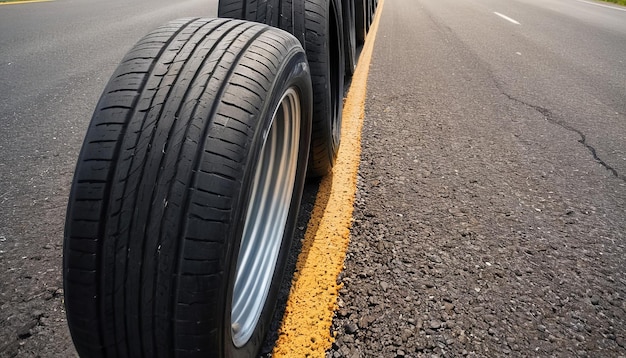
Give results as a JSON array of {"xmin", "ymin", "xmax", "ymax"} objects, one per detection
[
  {"xmin": 272, "ymin": 1, "xmax": 386, "ymax": 356},
  {"xmin": 0, "ymin": 0, "xmax": 53, "ymax": 5}
]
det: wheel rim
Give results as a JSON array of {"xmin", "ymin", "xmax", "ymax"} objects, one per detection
[{"xmin": 231, "ymin": 88, "xmax": 301, "ymax": 347}]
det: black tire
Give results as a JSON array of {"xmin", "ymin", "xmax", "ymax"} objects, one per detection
[
  {"xmin": 217, "ymin": 0, "xmax": 306, "ymax": 50},
  {"xmin": 218, "ymin": 0, "xmax": 345, "ymax": 177},
  {"xmin": 368, "ymin": 0, "xmax": 376, "ymax": 30},
  {"xmin": 354, "ymin": 0, "xmax": 367, "ymax": 46},
  {"xmin": 372, "ymin": 0, "xmax": 378, "ymax": 22},
  {"xmin": 363, "ymin": 0, "xmax": 371, "ymax": 33},
  {"xmin": 63, "ymin": 18, "xmax": 312, "ymax": 358},
  {"xmin": 304, "ymin": 0, "xmax": 345, "ymax": 176},
  {"xmin": 342, "ymin": 0, "xmax": 357, "ymax": 76}
]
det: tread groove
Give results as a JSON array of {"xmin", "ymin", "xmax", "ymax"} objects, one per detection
[{"xmin": 96, "ymin": 17, "xmax": 201, "ymax": 358}]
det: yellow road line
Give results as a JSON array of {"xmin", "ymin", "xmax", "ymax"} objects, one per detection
[
  {"xmin": 0, "ymin": 0, "xmax": 53, "ymax": 5},
  {"xmin": 272, "ymin": 1, "xmax": 386, "ymax": 356}
]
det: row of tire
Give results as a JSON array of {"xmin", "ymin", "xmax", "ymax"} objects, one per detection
[
  {"xmin": 63, "ymin": 0, "xmax": 378, "ymax": 357},
  {"xmin": 219, "ymin": 0, "xmax": 379, "ymax": 177}
]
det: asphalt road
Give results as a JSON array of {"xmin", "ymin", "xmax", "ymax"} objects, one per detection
[
  {"xmin": 414, "ymin": 0, "xmax": 626, "ymax": 180},
  {"xmin": 1, "ymin": 0, "xmax": 625, "ymax": 356},
  {"xmin": 330, "ymin": 0, "xmax": 626, "ymax": 356}
]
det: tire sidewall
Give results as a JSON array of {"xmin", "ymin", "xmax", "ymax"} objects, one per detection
[
  {"xmin": 343, "ymin": 0, "xmax": 357, "ymax": 74},
  {"xmin": 327, "ymin": 0, "xmax": 345, "ymax": 162},
  {"xmin": 221, "ymin": 49, "xmax": 312, "ymax": 358}
]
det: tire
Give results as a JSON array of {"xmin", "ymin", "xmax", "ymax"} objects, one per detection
[
  {"xmin": 342, "ymin": 0, "xmax": 357, "ymax": 76},
  {"xmin": 217, "ymin": 0, "xmax": 306, "ymax": 49},
  {"xmin": 63, "ymin": 18, "xmax": 312, "ymax": 358},
  {"xmin": 372, "ymin": 0, "xmax": 378, "ymax": 22},
  {"xmin": 304, "ymin": 0, "xmax": 345, "ymax": 176},
  {"xmin": 218, "ymin": 0, "xmax": 345, "ymax": 177},
  {"xmin": 365, "ymin": 0, "xmax": 371, "ymax": 32},
  {"xmin": 354, "ymin": 0, "xmax": 367, "ymax": 46},
  {"xmin": 363, "ymin": 0, "xmax": 371, "ymax": 33}
]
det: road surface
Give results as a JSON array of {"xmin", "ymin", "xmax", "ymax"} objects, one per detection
[{"xmin": 329, "ymin": 0, "xmax": 626, "ymax": 356}]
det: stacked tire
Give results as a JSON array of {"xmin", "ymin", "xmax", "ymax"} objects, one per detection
[
  {"xmin": 218, "ymin": 0, "xmax": 380, "ymax": 176},
  {"xmin": 63, "ymin": 0, "xmax": 379, "ymax": 357},
  {"xmin": 220, "ymin": 0, "xmax": 345, "ymax": 176}
]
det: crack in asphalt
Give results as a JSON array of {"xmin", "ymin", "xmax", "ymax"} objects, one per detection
[{"xmin": 503, "ymin": 92, "xmax": 625, "ymax": 183}]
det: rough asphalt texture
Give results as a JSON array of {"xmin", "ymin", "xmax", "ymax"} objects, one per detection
[{"xmin": 329, "ymin": 1, "xmax": 626, "ymax": 357}]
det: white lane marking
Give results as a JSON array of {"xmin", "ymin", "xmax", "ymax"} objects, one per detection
[
  {"xmin": 574, "ymin": 0, "xmax": 626, "ymax": 12},
  {"xmin": 494, "ymin": 12, "xmax": 521, "ymax": 25}
]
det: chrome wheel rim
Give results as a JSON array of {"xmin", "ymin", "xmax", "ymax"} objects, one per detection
[{"xmin": 231, "ymin": 88, "xmax": 301, "ymax": 347}]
